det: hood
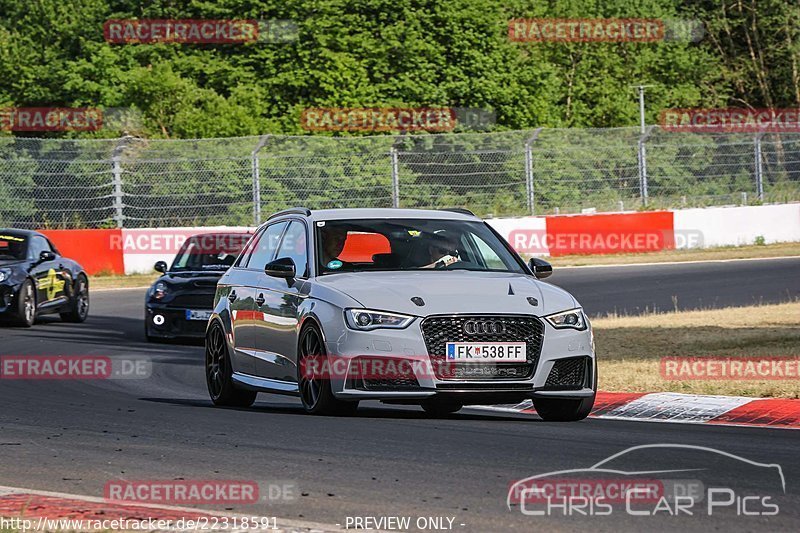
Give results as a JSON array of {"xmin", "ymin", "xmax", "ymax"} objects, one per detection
[
  {"xmin": 316, "ymin": 271, "xmax": 578, "ymax": 317},
  {"xmin": 0, "ymin": 259, "xmax": 25, "ymax": 268},
  {"xmin": 159, "ymin": 270, "xmax": 224, "ymax": 290}
]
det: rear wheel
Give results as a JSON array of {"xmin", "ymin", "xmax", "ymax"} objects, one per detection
[
  {"xmin": 14, "ymin": 280, "xmax": 35, "ymax": 327},
  {"xmin": 297, "ymin": 324, "xmax": 358, "ymax": 416},
  {"xmin": 421, "ymin": 399, "xmax": 463, "ymax": 417},
  {"xmin": 60, "ymin": 275, "xmax": 89, "ymax": 323},
  {"xmin": 206, "ymin": 321, "xmax": 256, "ymax": 407}
]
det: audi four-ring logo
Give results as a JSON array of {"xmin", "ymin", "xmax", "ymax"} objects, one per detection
[{"xmin": 463, "ymin": 320, "xmax": 505, "ymax": 335}]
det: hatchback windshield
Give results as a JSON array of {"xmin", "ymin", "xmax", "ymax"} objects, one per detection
[
  {"xmin": 170, "ymin": 233, "xmax": 249, "ymax": 271},
  {"xmin": 315, "ymin": 219, "xmax": 525, "ymax": 274},
  {"xmin": 0, "ymin": 233, "xmax": 28, "ymax": 261}
]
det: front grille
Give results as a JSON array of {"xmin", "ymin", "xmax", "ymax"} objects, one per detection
[
  {"xmin": 544, "ymin": 356, "xmax": 589, "ymax": 390},
  {"xmin": 169, "ymin": 293, "xmax": 214, "ymax": 308},
  {"xmin": 421, "ymin": 315, "xmax": 544, "ymax": 380}
]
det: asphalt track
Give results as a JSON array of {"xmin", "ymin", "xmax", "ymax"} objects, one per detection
[{"xmin": 1, "ymin": 258, "xmax": 798, "ymax": 532}]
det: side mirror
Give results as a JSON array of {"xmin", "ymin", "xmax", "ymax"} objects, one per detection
[
  {"xmin": 528, "ymin": 257, "xmax": 553, "ymax": 279},
  {"xmin": 265, "ymin": 257, "xmax": 296, "ymax": 279},
  {"xmin": 39, "ymin": 250, "xmax": 56, "ymax": 262},
  {"xmin": 154, "ymin": 261, "xmax": 168, "ymax": 273}
]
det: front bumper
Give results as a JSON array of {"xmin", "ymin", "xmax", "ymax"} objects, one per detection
[
  {"xmin": 324, "ymin": 314, "xmax": 596, "ymax": 404},
  {"xmin": 0, "ymin": 283, "xmax": 19, "ymax": 316},
  {"xmin": 145, "ymin": 304, "xmax": 210, "ymax": 339}
]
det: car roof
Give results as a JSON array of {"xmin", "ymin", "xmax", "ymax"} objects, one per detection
[
  {"xmin": 0, "ymin": 228, "xmax": 42, "ymax": 239},
  {"xmin": 267, "ymin": 208, "xmax": 479, "ymax": 225}
]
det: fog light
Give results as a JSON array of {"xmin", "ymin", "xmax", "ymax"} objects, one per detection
[{"xmin": 153, "ymin": 314, "xmax": 165, "ymax": 326}]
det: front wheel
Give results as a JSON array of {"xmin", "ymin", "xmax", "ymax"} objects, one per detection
[
  {"xmin": 297, "ymin": 324, "xmax": 358, "ymax": 416},
  {"xmin": 14, "ymin": 280, "xmax": 36, "ymax": 327},
  {"xmin": 206, "ymin": 322, "xmax": 257, "ymax": 407},
  {"xmin": 60, "ymin": 275, "xmax": 89, "ymax": 323}
]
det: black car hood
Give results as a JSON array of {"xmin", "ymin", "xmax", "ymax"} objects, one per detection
[{"xmin": 0, "ymin": 259, "xmax": 25, "ymax": 268}]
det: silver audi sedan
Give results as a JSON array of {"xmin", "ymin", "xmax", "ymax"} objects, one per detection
[{"xmin": 205, "ymin": 208, "xmax": 596, "ymax": 420}]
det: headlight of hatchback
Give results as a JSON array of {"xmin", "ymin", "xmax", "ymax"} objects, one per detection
[
  {"xmin": 152, "ymin": 281, "xmax": 168, "ymax": 300},
  {"xmin": 345, "ymin": 309, "xmax": 415, "ymax": 331},
  {"xmin": 544, "ymin": 308, "xmax": 587, "ymax": 330},
  {"xmin": 0, "ymin": 269, "xmax": 9, "ymax": 283}
]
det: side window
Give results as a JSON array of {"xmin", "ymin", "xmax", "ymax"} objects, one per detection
[
  {"xmin": 246, "ymin": 222, "xmax": 287, "ymax": 270},
  {"xmin": 28, "ymin": 236, "xmax": 51, "ymax": 260},
  {"xmin": 234, "ymin": 232, "xmax": 261, "ymax": 268},
  {"xmin": 276, "ymin": 221, "xmax": 308, "ymax": 278}
]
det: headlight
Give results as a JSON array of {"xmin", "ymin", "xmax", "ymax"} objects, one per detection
[
  {"xmin": 152, "ymin": 281, "xmax": 168, "ymax": 300},
  {"xmin": 544, "ymin": 308, "xmax": 587, "ymax": 330},
  {"xmin": 0, "ymin": 269, "xmax": 9, "ymax": 283},
  {"xmin": 345, "ymin": 309, "xmax": 415, "ymax": 331}
]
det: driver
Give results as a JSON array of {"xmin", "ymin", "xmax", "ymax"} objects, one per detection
[
  {"xmin": 421, "ymin": 231, "xmax": 460, "ymax": 269},
  {"xmin": 319, "ymin": 225, "xmax": 350, "ymax": 270}
]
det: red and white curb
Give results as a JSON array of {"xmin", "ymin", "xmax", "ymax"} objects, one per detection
[
  {"xmin": 0, "ymin": 485, "xmax": 339, "ymax": 532},
  {"xmin": 471, "ymin": 392, "xmax": 800, "ymax": 429}
]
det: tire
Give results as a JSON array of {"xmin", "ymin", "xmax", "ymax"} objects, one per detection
[
  {"xmin": 14, "ymin": 279, "xmax": 36, "ymax": 327},
  {"xmin": 533, "ymin": 364, "xmax": 597, "ymax": 422},
  {"xmin": 205, "ymin": 321, "xmax": 257, "ymax": 407},
  {"xmin": 297, "ymin": 324, "xmax": 358, "ymax": 416},
  {"xmin": 421, "ymin": 399, "xmax": 463, "ymax": 417},
  {"xmin": 60, "ymin": 275, "xmax": 89, "ymax": 323}
]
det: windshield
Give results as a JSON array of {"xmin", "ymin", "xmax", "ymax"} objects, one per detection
[
  {"xmin": 170, "ymin": 234, "xmax": 249, "ymax": 272},
  {"xmin": 0, "ymin": 233, "xmax": 28, "ymax": 261},
  {"xmin": 315, "ymin": 219, "xmax": 525, "ymax": 274}
]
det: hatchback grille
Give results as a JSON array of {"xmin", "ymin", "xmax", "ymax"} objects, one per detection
[
  {"xmin": 544, "ymin": 356, "xmax": 589, "ymax": 390},
  {"xmin": 420, "ymin": 315, "xmax": 544, "ymax": 380},
  {"xmin": 169, "ymin": 293, "xmax": 214, "ymax": 309}
]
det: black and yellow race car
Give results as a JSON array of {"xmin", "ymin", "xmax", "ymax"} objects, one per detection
[{"xmin": 0, "ymin": 229, "xmax": 89, "ymax": 327}]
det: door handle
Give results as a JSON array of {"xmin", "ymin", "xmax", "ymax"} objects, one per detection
[
  {"xmin": 255, "ymin": 293, "xmax": 265, "ymax": 306},
  {"xmin": 228, "ymin": 290, "xmax": 237, "ymax": 303}
]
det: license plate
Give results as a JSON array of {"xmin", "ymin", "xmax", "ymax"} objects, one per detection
[
  {"xmin": 446, "ymin": 342, "xmax": 527, "ymax": 363},
  {"xmin": 185, "ymin": 310, "xmax": 212, "ymax": 321}
]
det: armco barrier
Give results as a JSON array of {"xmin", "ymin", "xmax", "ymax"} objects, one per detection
[{"xmin": 35, "ymin": 204, "xmax": 800, "ymax": 276}]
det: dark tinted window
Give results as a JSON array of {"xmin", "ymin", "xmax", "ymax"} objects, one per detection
[
  {"xmin": 170, "ymin": 234, "xmax": 249, "ymax": 271},
  {"xmin": 0, "ymin": 233, "xmax": 28, "ymax": 261}
]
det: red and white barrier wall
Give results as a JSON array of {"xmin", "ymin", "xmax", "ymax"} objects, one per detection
[{"xmin": 39, "ymin": 204, "xmax": 800, "ymax": 275}]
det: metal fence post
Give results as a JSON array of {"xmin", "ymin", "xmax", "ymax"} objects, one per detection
[
  {"xmin": 637, "ymin": 126, "xmax": 654, "ymax": 206},
  {"xmin": 754, "ymin": 132, "xmax": 765, "ymax": 201},
  {"xmin": 111, "ymin": 136, "xmax": 132, "ymax": 228},
  {"xmin": 390, "ymin": 147, "xmax": 399, "ymax": 208},
  {"xmin": 525, "ymin": 128, "xmax": 543, "ymax": 215},
  {"xmin": 251, "ymin": 135, "xmax": 270, "ymax": 226}
]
